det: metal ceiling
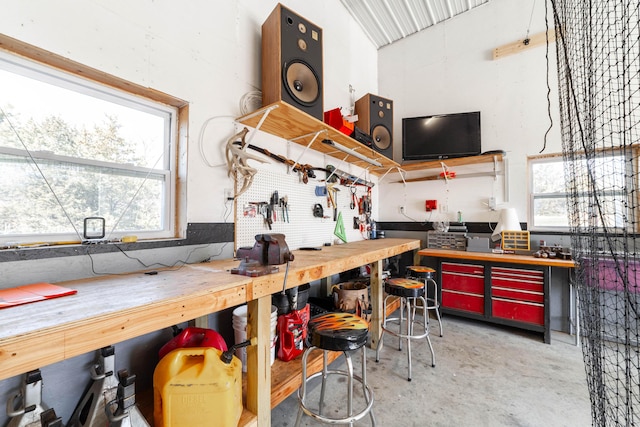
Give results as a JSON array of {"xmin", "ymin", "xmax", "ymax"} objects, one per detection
[{"xmin": 340, "ymin": 0, "xmax": 490, "ymax": 49}]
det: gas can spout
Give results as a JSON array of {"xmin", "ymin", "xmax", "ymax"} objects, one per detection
[{"xmin": 221, "ymin": 338, "xmax": 254, "ymax": 364}]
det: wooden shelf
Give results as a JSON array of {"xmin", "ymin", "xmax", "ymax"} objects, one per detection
[
  {"xmin": 399, "ymin": 153, "xmax": 503, "ymax": 172},
  {"xmin": 236, "ymin": 101, "xmax": 401, "ymax": 175},
  {"xmin": 392, "ymin": 153, "xmax": 504, "ymax": 183}
]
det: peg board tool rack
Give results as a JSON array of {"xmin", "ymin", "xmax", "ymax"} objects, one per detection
[{"xmin": 234, "ymin": 168, "xmax": 372, "ymax": 251}]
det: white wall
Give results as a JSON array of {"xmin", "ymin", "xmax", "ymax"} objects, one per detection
[
  {"xmin": 0, "ymin": 2, "xmax": 379, "ymax": 423},
  {"xmin": 0, "ymin": 0, "xmax": 379, "ymax": 287},
  {"xmin": 377, "ymin": 0, "xmax": 562, "ymax": 227}
]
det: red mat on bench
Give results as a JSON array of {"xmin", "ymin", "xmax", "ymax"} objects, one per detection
[{"xmin": 0, "ymin": 282, "xmax": 77, "ymax": 308}]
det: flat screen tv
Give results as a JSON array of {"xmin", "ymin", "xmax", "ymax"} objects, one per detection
[{"xmin": 402, "ymin": 111, "xmax": 481, "ymax": 161}]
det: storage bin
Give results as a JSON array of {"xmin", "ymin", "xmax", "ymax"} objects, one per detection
[{"xmin": 153, "ymin": 347, "xmax": 242, "ymax": 427}]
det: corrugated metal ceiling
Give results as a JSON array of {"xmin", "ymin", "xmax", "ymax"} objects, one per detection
[{"xmin": 340, "ymin": 0, "xmax": 490, "ymax": 49}]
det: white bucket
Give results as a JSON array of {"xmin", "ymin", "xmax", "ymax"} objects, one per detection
[{"xmin": 232, "ymin": 304, "xmax": 278, "ymax": 372}]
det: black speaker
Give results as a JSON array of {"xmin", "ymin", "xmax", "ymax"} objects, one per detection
[
  {"xmin": 354, "ymin": 93, "xmax": 393, "ymax": 160},
  {"xmin": 262, "ymin": 4, "xmax": 323, "ymax": 120}
]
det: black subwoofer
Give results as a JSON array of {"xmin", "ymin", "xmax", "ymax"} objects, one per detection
[
  {"xmin": 355, "ymin": 93, "xmax": 394, "ymax": 160},
  {"xmin": 262, "ymin": 4, "xmax": 323, "ymax": 120}
]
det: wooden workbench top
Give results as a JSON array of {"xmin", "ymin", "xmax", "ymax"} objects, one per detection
[
  {"xmin": 418, "ymin": 248, "xmax": 575, "ymax": 268},
  {"xmin": 0, "ymin": 238, "xmax": 420, "ymax": 381}
]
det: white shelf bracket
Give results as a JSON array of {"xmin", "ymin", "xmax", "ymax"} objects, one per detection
[
  {"xmin": 289, "ymin": 129, "xmax": 325, "ymax": 173},
  {"xmin": 242, "ymin": 104, "xmax": 279, "ymax": 148},
  {"xmin": 440, "ymin": 162, "xmax": 450, "ymax": 184},
  {"xmin": 378, "ymin": 166, "xmax": 405, "ymax": 186},
  {"xmin": 347, "ymin": 166, "xmax": 372, "ymax": 188}
]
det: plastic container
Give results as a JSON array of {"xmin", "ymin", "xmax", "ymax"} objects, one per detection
[
  {"xmin": 276, "ymin": 304, "xmax": 309, "ymax": 362},
  {"xmin": 153, "ymin": 347, "xmax": 242, "ymax": 427},
  {"xmin": 232, "ymin": 304, "xmax": 277, "ymax": 372},
  {"xmin": 158, "ymin": 326, "xmax": 227, "ymax": 360}
]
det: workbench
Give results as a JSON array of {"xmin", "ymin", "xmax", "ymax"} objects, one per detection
[
  {"xmin": 418, "ymin": 248, "xmax": 576, "ymax": 344},
  {"xmin": 0, "ymin": 238, "xmax": 420, "ymax": 426}
]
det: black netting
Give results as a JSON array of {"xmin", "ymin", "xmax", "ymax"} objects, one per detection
[{"xmin": 551, "ymin": 1, "xmax": 640, "ymax": 424}]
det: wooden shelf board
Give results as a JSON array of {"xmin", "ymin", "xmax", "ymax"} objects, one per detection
[
  {"xmin": 236, "ymin": 101, "xmax": 400, "ymax": 175},
  {"xmin": 398, "ymin": 153, "xmax": 503, "ymax": 172}
]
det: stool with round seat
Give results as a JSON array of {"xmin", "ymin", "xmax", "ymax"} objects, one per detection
[
  {"xmin": 405, "ymin": 265, "xmax": 443, "ymax": 337},
  {"xmin": 295, "ymin": 312, "xmax": 375, "ymax": 426},
  {"xmin": 375, "ymin": 277, "xmax": 435, "ymax": 381}
]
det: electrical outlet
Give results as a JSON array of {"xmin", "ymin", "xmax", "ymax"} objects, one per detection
[
  {"xmin": 439, "ymin": 203, "xmax": 448, "ymax": 213},
  {"xmin": 224, "ymin": 188, "xmax": 234, "ymax": 201},
  {"xmin": 488, "ymin": 197, "xmax": 496, "ymax": 211},
  {"xmin": 399, "ymin": 206, "xmax": 405, "ymax": 214}
]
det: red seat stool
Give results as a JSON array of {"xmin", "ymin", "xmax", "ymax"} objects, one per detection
[
  {"xmin": 295, "ymin": 312, "xmax": 375, "ymax": 426},
  {"xmin": 375, "ymin": 277, "xmax": 435, "ymax": 381},
  {"xmin": 406, "ymin": 265, "xmax": 443, "ymax": 337}
]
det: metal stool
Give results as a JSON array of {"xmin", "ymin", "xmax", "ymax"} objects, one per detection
[
  {"xmin": 406, "ymin": 265, "xmax": 443, "ymax": 337},
  {"xmin": 375, "ymin": 278, "xmax": 435, "ymax": 381},
  {"xmin": 295, "ymin": 312, "xmax": 375, "ymax": 426}
]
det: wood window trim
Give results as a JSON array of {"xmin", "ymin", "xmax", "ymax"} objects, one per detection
[{"xmin": 0, "ymin": 32, "xmax": 189, "ymax": 239}]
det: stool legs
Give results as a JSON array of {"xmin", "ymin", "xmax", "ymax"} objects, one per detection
[
  {"xmin": 408, "ymin": 275, "xmax": 444, "ymax": 337},
  {"xmin": 426, "ymin": 278, "xmax": 443, "ymax": 337},
  {"xmin": 376, "ymin": 295, "xmax": 435, "ymax": 381},
  {"xmin": 295, "ymin": 346, "xmax": 375, "ymax": 426}
]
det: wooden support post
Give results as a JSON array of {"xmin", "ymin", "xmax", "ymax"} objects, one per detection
[
  {"xmin": 246, "ymin": 296, "xmax": 271, "ymax": 426},
  {"xmin": 493, "ymin": 28, "xmax": 556, "ymax": 60},
  {"xmin": 192, "ymin": 315, "xmax": 208, "ymax": 328},
  {"xmin": 320, "ymin": 275, "xmax": 333, "ymax": 297},
  {"xmin": 369, "ymin": 260, "xmax": 383, "ymax": 349}
]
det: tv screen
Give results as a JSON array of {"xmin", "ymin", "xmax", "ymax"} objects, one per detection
[{"xmin": 402, "ymin": 111, "xmax": 481, "ymax": 161}]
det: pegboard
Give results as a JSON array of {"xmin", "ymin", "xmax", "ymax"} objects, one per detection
[{"xmin": 234, "ymin": 166, "xmax": 373, "ymax": 251}]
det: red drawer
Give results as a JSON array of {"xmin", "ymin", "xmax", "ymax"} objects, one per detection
[
  {"xmin": 492, "ymin": 286, "xmax": 544, "ymax": 304},
  {"xmin": 442, "ymin": 262, "xmax": 484, "ymax": 276},
  {"xmin": 492, "ymin": 298, "xmax": 543, "ymax": 325},
  {"xmin": 492, "ymin": 266, "xmax": 543, "ymax": 281},
  {"xmin": 442, "ymin": 272, "xmax": 484, "ymax": 294},
  {"xmin": 442, "ymin": 290, "xmax": 484, "ymax": 315},
  {"xmin": 491, "ymin": 278, "xmax": 543, "ymax": 293}
]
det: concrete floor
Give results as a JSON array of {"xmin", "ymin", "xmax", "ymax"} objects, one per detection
[{"xmin": 271, "ymin": 315, "xmax": 592, "ymax": 426}]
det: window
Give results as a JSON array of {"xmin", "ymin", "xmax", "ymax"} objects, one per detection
[
  {"xmin": 0, "ymin": 39, "xmax": 186, "ymax": 244},
  {"xmin": 529, "ymin": 152, "xmax": 632, "ymax": 231}
]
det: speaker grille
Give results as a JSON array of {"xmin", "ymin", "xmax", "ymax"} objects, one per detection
[
  {"xmin": 371, "ymin": 124, "xmax": 391, "ymax": 150},
  {"xmin": 283, "ymin": 60, "xmax": 320, "ymax": 106}
]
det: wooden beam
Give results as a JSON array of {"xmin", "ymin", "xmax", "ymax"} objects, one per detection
[{"xmin": 493, "ymin": 29, "xmax": 556, "ymax": 60}]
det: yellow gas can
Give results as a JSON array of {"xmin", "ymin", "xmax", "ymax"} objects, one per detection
[{"xmin": 153, "ymin": 347, "xmax": 242, "ymax": 427}]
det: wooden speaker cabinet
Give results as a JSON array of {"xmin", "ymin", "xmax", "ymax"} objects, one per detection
[
  {"xmin": 354, "ymin": 93, "xmax": 394, "ymax": 160},
  {"xmin": 262, "ymin": 4, "xmax": 323, "ymax": 120}
]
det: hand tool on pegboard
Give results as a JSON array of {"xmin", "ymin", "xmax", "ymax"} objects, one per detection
[
  {"xmin": 350, "ymin": 186, "xmax": 357, "ymax": 209},
  {"xmin": 270, "ymin": 191, "xmax": 279, "ymax": 223},
  {"xmin": 280, "ymin": 195, "xmax": 289, "ymax": 222},
  {"xmin": 327, "ymin": 184, "xmax": 340, "ymax": 221},
  {"xmin": 249, "ymin": 202, "xmax": 272, "ymax": 229}
]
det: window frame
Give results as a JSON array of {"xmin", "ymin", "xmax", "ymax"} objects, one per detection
[
  {"xmin": 0, "ymin": 33, "xmax": 188, "ymax": 244},
  {"xmin": 528, "ymin": 149, "xmax": 638, "ymax": 233}
]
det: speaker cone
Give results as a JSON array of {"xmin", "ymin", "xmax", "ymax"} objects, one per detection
[
  {"xmin": 283, "ymin": 60, "xmax": 319, "ymax": 106},
  {"xmin": 371, "ymin": 125, "xmax": 391, "ymax": 150}
]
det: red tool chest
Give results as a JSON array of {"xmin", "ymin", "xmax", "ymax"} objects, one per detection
[
  {"xmin": 441, "ymin": 262, "xmax": 485, "ymax": 315},
  {"xmin": 491, "ymin": 266, "xmax": 544, "ymax": 325},
  {"xmin": 436, "ymin": 259, "xmax": 549, "ymax": 342}
]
